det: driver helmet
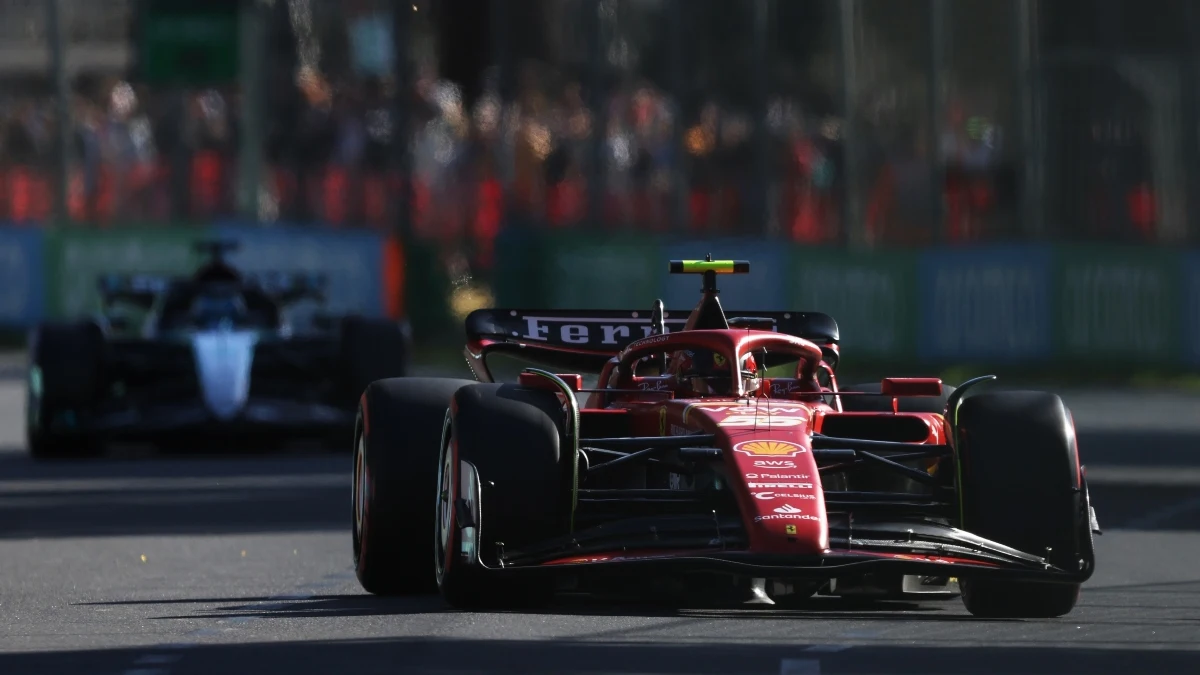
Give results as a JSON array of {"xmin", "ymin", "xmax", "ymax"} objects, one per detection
[{"xmin": 674, "ymin": 349, "xmax": 759, "ymax": 396}]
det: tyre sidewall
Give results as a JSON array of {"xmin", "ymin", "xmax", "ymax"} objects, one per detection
[
  {"xmin": 27, "ymin": 322, "xmax": 105, "ymax": 458},
  {"xmin": 435, "ymin": 383, "xmax": 566, "ymax": 606},
  {"xmin": 353, "ymin": 376, "xmax": 475, "ymax": 595},
  {"xmin": 954, "ymin": 390, "xmax": 1086, "ymax": 617}
]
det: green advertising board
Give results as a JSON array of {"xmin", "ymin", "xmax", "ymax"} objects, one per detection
[
  {"xmin": 788, "ymin": 248, "xmax": 917, "ymax": 360},
  {"xmin": 44, "ymin": 227, "xmax": 208, "ymax": 319},
  {"xmin": 140, "ymin": 0, "xmax": 239, "ymax": 86},
  {"xmin": 1055, "ymin": 246, "xmax": 1182, "ymax": 363},
  {"xmin": 486, "ymin": 230, "xmax": 1200, "ymax": 376},
  {"xmin": 543, "ymin": 234, "xmax": 662, "ymax": 309}
]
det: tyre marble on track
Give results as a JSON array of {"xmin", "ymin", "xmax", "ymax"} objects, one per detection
[{"xmin": 0, "ymin": 378, "xmax": 1199, "ymax": 675}]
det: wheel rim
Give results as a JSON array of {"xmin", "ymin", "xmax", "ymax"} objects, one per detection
[{"xmin": 434, "ymin": 434, "xmax": 455, "ymax": 584}]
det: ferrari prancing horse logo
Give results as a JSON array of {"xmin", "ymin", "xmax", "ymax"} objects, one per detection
[{"xmin": 734, "ymin": 440, "xmax": 807, "ymax": 457}]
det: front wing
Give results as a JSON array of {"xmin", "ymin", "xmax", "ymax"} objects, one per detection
[{"xmin": 446, "ymin": 461, "xmax": 1097, "ymax": 587}]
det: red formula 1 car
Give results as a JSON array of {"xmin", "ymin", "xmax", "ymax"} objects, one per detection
[{"xmin": 351, "ymin": 259, "xmax": 1100, "ymax": 618}]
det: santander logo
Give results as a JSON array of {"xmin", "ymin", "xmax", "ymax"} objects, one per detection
[{"xmin": 773, "ymin": 504, "xmax": 804, "ymax": 514}]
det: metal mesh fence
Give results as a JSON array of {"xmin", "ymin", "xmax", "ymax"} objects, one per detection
[{"xmin": 0, "ymin": 0, "xmax": 1195, "ymax": 248}]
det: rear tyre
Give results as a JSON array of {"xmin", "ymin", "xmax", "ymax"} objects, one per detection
[
  {"xmin": 353, "ymin": 377, "xmax": 477, "ymax": 595},
  {"xmin": 838, "ymin": 382, "xmax": 955, "ymax": 413},
  {"xmin": 954, "ymin": 391, "xmax": 1086, "ymax": 618},
  {"xmin": 436, "ymin": 383, "xmax": 566, "ymax": 609},
  {"xmin": 27, "ymin": 322, "xmax": 106, "ymax": 460}
]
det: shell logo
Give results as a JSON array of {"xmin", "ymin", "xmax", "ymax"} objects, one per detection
[{"xmin": 734, "ymin": 440, "xmax": 806, "ymax": 457}]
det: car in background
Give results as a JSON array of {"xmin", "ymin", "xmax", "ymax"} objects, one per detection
[{"xmin": 26, "ymin": 240, "xmax": 409, "ymax": 458}]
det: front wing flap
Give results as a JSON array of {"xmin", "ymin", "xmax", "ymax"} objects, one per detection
[{"xmin": 448, "ymin": 461, "xmax": 1094, "ymax": 586}]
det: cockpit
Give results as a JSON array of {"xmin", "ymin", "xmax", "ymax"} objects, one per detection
[
  {"xmin": 189, "ymin": 291, "xmax": 251, "ymax": 329},
  {"xmin": 666, "ymin": 348, "xmax": 761, "ymax": 396}
]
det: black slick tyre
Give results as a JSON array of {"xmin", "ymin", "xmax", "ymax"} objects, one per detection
[
  {"xmin": 353, "ymin": 377, "xmax": 476, "ymax": 595},
  {"xmin": 954, "ymin": 391, "xmax": 1086, "ymax": 618},
  {"xmin": 838, "ymin": 381, "xmax": 956, "ymax": 413},
  {"xmin": 27, "ymin": 322, "xmax": 106, "ymax": 460},
  {"xmin": 435, "ymin": 383, "xmax": 566, "ymax": 609}
]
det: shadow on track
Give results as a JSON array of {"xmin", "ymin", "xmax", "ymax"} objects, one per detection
[
  {"xmin": 0, "ymin": 443, "xmax": 350, "ymax": 482},
  {"xmin": 81, "ymin": 593, "xmax": 963, "ymax": 623},
  {"xmin": 2, "ymin": 636, "xmax": 1198, "ymax": 675},
  {"xmin": 0, "ymin": 446, "xmax": 351, "ymax": 539},
  {"xmin": 1077, "ymin": 431, "xmax": 1200, "ymax": 468},
  {"xmin": 0, "ymin": 480, "xmax": 349, "ymax": 538}
]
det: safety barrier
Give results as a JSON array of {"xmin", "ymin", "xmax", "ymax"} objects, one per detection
[
  {"xmin": 4, "ymin": 222, "xmax": 1196, "ymax": 375},
  {"xmin": 491, "ymin": 229, "xmax": 1200, "ymax": 371},
  {"xmin": 0, "ymin": 223, "xmax": 398, "ymax": 329}
]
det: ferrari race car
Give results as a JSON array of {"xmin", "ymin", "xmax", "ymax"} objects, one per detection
[
  {"xmin": 351, "ymin": 258, "xmax": 1100, "ymax": 618},
  {"xmin": 26, "ymin": 240, "xmax": 410, "ymax": 459}
]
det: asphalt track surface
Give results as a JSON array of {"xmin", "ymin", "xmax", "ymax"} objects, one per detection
[{"xmin": 1, "ymin": 365, "xmax": 1199, "ymax": 674}]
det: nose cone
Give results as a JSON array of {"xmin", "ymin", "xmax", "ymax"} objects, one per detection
[{"xmin": 192, "ymin": 331, "xmax": 258, "ymax": 421}]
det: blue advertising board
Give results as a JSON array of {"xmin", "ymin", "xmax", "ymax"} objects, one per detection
[
  {"xmin": 214, "ymin": 223, "xmax": 386, "ymax": 318},
  {"xmin": 917, "ymin": 246, "xmax": 1053, "ymax": 362},
  {"xmin": 660, "ymin": 238, "xmax": 786, "ymax": 311},
  {"xmin": 0, "ymin": 227, "xmax": 45, "ymax": 327}
]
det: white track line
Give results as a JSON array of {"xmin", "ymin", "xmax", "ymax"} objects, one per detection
[{"xmin": 780, "ymin": 658, "xmax": 822, "ymax": 674}]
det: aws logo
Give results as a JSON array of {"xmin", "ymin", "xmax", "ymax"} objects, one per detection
[{"xmin": 734, "ymin": 440, "xmax": 807, "ymax": 458}]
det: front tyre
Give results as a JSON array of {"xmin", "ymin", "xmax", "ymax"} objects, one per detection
[
  {"xmin": 954, "ymin": 391, "xmax": 1089, "ymax": 618},
  {"xmin": 435, "ymin": 383, "xmax": 565, "ymax": 609},
  {"xmin": 352, "ymin": 377, "xmax": 476, "ymax": 595},
  {"xmin": 27, "ymin": 322, "xmax": 106, "ymax": 460}
]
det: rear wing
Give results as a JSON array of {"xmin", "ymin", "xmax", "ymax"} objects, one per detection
[
  {"xmin": 97, "ymin": 274, "xmax": 172, "ymax": 310},
  {"xmin": 464, "ymin": 308, "xmax": 839, "ymax": 374},
  {"xmin": 242, "ymin": 271, "xmax": 328, "ymax": 304},
  {"xmin": 97, "ymin": 270, "xmax": 326, "ymax": 314}
]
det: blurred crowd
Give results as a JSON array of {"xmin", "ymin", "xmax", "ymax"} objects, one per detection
[
  {"xmin": 0, "ymin": 70, "xmax": 1021, "ymax": 251},
  {"xmin": 0, "ymin": 0, "xmax": 1173, "ymax": 263}
]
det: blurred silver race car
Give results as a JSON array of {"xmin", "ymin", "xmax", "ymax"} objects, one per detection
[{"xmin": 26, "ymin": 241, "xmax": 410, "ymax": 459}]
